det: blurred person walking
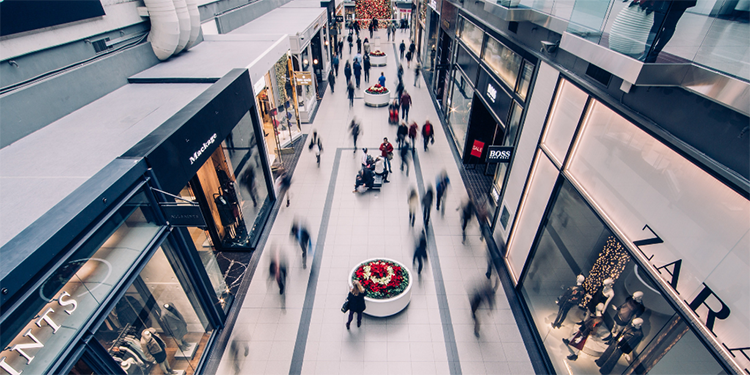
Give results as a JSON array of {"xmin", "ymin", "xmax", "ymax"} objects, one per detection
[
  {"xmin": 396, "ymin": 121, "xmax": 408, "ymax": 149},
  {"xmin": 408, "ymin": 121, "xmax": 418, "ymax": 152},
  {"xmin": 458, "ymin": 198, "xmax": 475, "ymax": 244},
  {"xmin": 435, "ymin": 170, "xmax": 450, "ymax": 215},
  {"xmin": 363, "ymin": 55, "xmax": 371, "ymax": 82},
  {"xmin": 344, "ymin": 60, "xmax": 352, "ymax": 85},
  {"xmin": 399, "ymin": 141, "xmax": 410, "ymax": 176},
  {"xmin": 353, "ymin": 59, "xmax": 362, "ymax": 89},
  {"xmin": 408, "ymin": 188, "xmax": 418, "ymax": 227},
  {"xmin": 399, "ymin": 40, "xmax": 406, "ymax": 59},
  {"xmin": 414, "ymin": 62, "xmax": 421, "ymax": 87},
  {"xmin": 290, "ymin": 221, "xmax": 313, "ymax": 269},
  {"xmin": 332, "ymin": 53, "xmax": 340, "ymax": 76},
  {"xmin": 228, "ymin": 339, "xmax": 249, "ymax": 375},
  {"xmin": 470, "ymin": 278, "xmax": 496, "ymax": 337},
  {"xmin": 422, "ymin": 185, "xmax": 434, "ymax": 228},
  {"xmin": 400, "ymin": 90, "xmax": 412, "ymax": 122},
  {"xmin": 275, "ymin": 167, "xmax": 292, "ymax": 207},
  {"xmin": 328, "ymin": 70, "xmax": 336, "ymax": 93},
  {"xmin": 422, "ymin": 119, "xmax": 434, "ymax": 151},
  {"xmin": 413, "ymin": 230, "xmax": 428, "ymax": 275},
  {"xmin": 350, "ymin": 119, "xmax": 361, "ymax": 151},
  {"xmin": 347, "ymin": 81, "xmax": 355, "ymax": 107}
]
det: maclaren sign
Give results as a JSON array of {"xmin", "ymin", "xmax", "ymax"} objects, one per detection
[{"xmin": 294, "ymin": 71, "xmax": 313, "ymax": 86}]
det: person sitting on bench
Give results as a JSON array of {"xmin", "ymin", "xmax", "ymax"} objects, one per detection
[
  {"xmin": 353, "ymin": 167, "xmax": 374, "ymax": 192},
  {"xmin": 373, "ymin": 156, "xmax": 390, "ymax": 183}
]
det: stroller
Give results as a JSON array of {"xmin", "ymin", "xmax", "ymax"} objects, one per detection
[{"xmin": 388, "ymin": 100, "xmax": 399, "ymax": 125}]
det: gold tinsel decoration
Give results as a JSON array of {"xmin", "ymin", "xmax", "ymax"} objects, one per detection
[{"xmin": 579, "ymin": 236, "xmax": 631, "ymax": 308}]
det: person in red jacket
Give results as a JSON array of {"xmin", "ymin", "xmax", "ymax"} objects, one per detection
[
  {"xmin": 422, "ymin": 120, "xmax": 434, "ymax": 151},
  {"xmin": 400, "ymin": 90, "xmax": 412, "ymax": 122},
  {"xmin": 408, "ymin": 121, "xmax": 419, "ymax": 153},
  {"xmin": 379, "ymin": 137, "xmax": 394, "ymax": 173}
]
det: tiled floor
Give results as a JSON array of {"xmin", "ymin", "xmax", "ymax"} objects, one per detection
[{"xmin": 216, "ymin": 29, "xmax": 534, "ymax": 375}]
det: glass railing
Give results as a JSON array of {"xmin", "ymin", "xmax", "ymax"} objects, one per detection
[{"xmin": 563, "ymin": 0, "xmax": 750, "ymax": 81}]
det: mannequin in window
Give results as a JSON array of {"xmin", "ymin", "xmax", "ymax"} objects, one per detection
[
  {"xmin": 584, "ymin": 278, "xmax": 615, "ymax": 322},
  {"xmin": 595, "ymin": 317, "xmax": 644, "ymax": 373},
  {"xmin": 140, "ymin": 328, "xmax": 176, "ymax": 374},
  {"xmin": 610, "ymin": 291, "xmax": 645, "ymax": 338},
  {"xmin": 564, "ymin": 303, "xmax": 605, "ymax": 361},
  {"xmin": 161, "ymin": 303, "xmax": 190, "ymax": 351},
  {"xmin": 552, "ymin": 275, "xmax": 585, "ymax": 329}
]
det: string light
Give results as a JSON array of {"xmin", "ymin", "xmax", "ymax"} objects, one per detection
[{"xmin": 579, "ymin": 236, "xmax": 631, "ymax": 308}]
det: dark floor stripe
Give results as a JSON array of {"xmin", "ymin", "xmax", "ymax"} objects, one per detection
[
  {"xmin": 288, "ymin": 147, "xmax": 342, "ymax": 374},
  {"xmin": 413, "ymin": 150, "xmax": 462, "ymax": 375}
]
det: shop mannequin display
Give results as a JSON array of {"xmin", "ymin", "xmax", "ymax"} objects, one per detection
[
  {"xmin": 140, "ymin": 328, "xmax": 176, "ymax": 374},
  {"xmin": 552, "ymin": 275, "xmax": 586, "ymax": 329},
  {"xmin": 595, "ymin": 318, "xmax": 644, "ymax": 373},
  {"xmin": 564, "ymin": 303, "xmax": 605, "ymax": 361},
  {"xmin": 584, "ymin": 278, "xmax": 615, "ymax": 321},
  {"xmin": 120, "ymin": 358, "xmax": 143, "ymax": 375},
  {"xmin": 610, "ymin": 291, "xmax": 645, "ymax": 337},
  {"xmin": 161, "ymin": 303, "xmax": 190, "ymax": 350}
]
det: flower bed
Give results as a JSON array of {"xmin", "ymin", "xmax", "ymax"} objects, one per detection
[
  {"xmin": 349, "ymin": 258, "xmax": 412, "ymax": 317},
  {"xmin": 353, "ymin": 259, "xmax": 408, "ymax": 299},
  {"xmin": 369, "ymin": 51, "xmax": 387, "ymax": 66},
  {"xmin": 365, "ymin": 84, "xmax": 389, "ymax": 95}
]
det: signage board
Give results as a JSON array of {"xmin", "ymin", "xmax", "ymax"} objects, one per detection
[
  {"xmin": 294, "ymin": 71, "xmax": 313, "ymax": 86},
  {"xmin": 470, "ymin": 140, "xmax": 485, "ymax": 158},
  {"xmin": 336, "ymin": 15, "xmax": 343, "ymax": 22},
  {"xmin": 486, "ymin": 146, "xmax": 513, "ymax": 163},
  {"xmin": 0, "ymin": 1, "xmax": 105, "ymax": 37},
  {"xmin": 161, "ymin": 205, "xmax": 207, "ymax": 227}
]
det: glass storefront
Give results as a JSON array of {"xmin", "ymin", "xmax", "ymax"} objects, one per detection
[
  {"xmin": 0, "ymin": 188, "xmax": 162, "ymax": 375},
  {"xmin": 491, "ymin": 101, "xmax": 523, "ymax": 205},
  {"xmin": 483, "ymin": 36, "xmax": 523, "ymax": 91},
  {"xmin": 96, "ymin": 244, "xmax": 213, "ymax": 375},
  {"xmin": 447, "ymin": 68, "xmax": 475, "ymax": 154},
  {"xmin": 458, "ymin": 17, "xmax": 483, "ymax": 57},
  {"xmin": 519, "ymin": 179, "xmax": 727, "ymax": 375}
]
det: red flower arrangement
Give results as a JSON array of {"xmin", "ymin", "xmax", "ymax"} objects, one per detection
[
  {"xmin": 370, "ymin": 50, "xmax": 386, "ymax": 57},
  {"xmin": 365, "ymin": 84, "xmax": 389, "ymax": 94},
  {"xmin": 352, "ymin": 260, "xmax": 409, "ymax": 299}
]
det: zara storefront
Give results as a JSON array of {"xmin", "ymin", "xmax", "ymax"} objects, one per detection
[
  {"xmin": 0, "ymin": 69, "xmax": 274, "ymax": 375},
  {"xmin": 500, "ymin": 65, "xmax": 749, "ymax": 374}
]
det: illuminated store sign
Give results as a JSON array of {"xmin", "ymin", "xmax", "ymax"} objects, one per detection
[
  {"xmin": 0, "ymin": 292, "xmax": 78, "ymax": 375},
  {"xmin": 486, "ymin": 83, "xmax": 497, "ymax": 103}
]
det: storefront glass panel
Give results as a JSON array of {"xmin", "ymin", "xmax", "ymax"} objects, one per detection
[
  {"xmin": 492, "ymin": 101, "xmax": 523, "ymax": 202},
  {"xmin": 95, "ymin": 244, "xmax": 213, "ymax": 375},
  {"xmin": 516, "ymin": 61, "xmax": 534, "ymax": 102},
  {"xmin": 297, "ymin": 48, "xmax": 317, "ymax": 116},
  {"xmin": 519, "ymin": 179, "xmax": 726, "ymax": 375},
  {"xmin": 458, "ymin": 17, "xmax": 483, "ymax": 57},
  {"xmin": 0, "ymin": 189, "xmax": 161, "ymax": 375},
  {"xmin": 541, "ymin": 79, "xmax": 588, "ymax": 166},
  {"xmin": 447, "ymin": 69, "xmax": 474, "ymax": 154},
  {"xmin": 567, "ymin": 100, "xmax": 750, "ymax": 367},
  {"xmin": 483, "ymin": 36, "xmax": 522, "ymax": 91}
]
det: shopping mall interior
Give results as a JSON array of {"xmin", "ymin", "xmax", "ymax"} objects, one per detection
[{"xmin": 0, "ymin": 0, "xmax": 748, "ymax": 374}]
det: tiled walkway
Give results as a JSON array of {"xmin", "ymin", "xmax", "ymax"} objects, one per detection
[{"xmin": 216, "ymin": 29, "xmax": 534, "ymax": 375}]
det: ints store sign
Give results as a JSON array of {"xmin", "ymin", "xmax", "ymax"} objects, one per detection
[
  {"xmin": 470, "ymin": 140, "xmax": 484, "ymax": 158},
  {"xmin": 486, "ymin": 146, "xmax": 513, "ymax": 163}
]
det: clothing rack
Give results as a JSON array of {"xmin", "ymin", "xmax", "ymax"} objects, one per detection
[{"xmin": 108, "ymin": 323, "xmax": 132, "ymax": 353}]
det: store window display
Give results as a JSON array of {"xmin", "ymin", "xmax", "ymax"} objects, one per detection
[
  {"xmin": 96, "ymin": 246, "xmax": 213, "ymax": 375},
  {"xmin": 519, "ymin": 179, "xmax": 727, "ymax": 374}
]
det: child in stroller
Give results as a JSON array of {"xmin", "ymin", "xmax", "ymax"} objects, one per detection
[{"xmin": 388, "ymin": 100, "xmax": 399, "ymax": 125}]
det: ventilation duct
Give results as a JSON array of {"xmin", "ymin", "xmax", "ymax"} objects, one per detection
[
  {"xmin": 143, "ymin": 0, "xmax": 179, "ymax": 60},
  {"xmin": 172, "ymin": 0, "xmax": 191, "ymax": 54},
  {"xmin": 185, "ymin": 0, "xmax": 201, "ymax": 49}
]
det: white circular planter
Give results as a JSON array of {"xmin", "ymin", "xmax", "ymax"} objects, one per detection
[
  {"xmin": 369, "ymin": 53, "xmax": 387, "ymax": 66},
  {"xmin": 363, "ymin": 90, "xmax": 391, "ymax": 107},
  {"xmin": 349, "ymin": 258, "xmax": 412, "ymax": 317}
]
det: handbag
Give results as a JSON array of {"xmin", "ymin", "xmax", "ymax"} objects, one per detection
[
  {"xmin": 341, "ymin": 299, "xmax": 349, "ymax": 313},
  {"xmin": 387, "ymin": 152, "xmax": 393, "ymax": 160}
]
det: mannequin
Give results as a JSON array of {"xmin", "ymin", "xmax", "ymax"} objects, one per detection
[
  {"xmin": 140, "ymin": 328, "xmax": 176, "ymax": 374},
  {"xmin": 585, "ymin": 278, "xmax": 615, "ymax": 321},
  {"xmin": 611, "ymin": 291, "xmax": 645, "ymax": 337},
  {"xmin": 120, "ymin": 358, "xmax": 143, "ymax": 375},
  {"xmin": 564, "ymin": 303, "xmax": 604, "ymax": 361},
  {"xmin": 161, "ymin": 303, "xmax": 189, "ymax": 350},
  {"xmin": 552, "ymin": 275, "xmax": 585, "ymax": 329},
  {"xmin": 595, "ymin": 318, "xmax": 644, "ymax": 374}
]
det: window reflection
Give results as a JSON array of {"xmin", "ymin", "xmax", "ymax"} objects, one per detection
[
  {"xmin": 459, "ymin": 17, "xmax": 484, "ymax": 56},
  {"xmin": 483, "ymin": 37, "xmax": 522, "ymax": 90}
]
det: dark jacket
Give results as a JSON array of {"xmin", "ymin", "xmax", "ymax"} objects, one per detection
[
  {"xmin": 344, "ymin": 65, "xmax": 352, "ymax": 78},
  {"xmin": 347, "ymin": 291, "xmax": 366, "ymax": 312},
  {"xmin": 364, "ymin": 58, "xmax": 371, "ymax": 71}
]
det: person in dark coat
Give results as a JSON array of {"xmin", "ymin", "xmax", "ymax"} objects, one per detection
[
  {"xmin": 353, "ymin": 60, "xmax": 362, "ymax": 88},
  {"xmin": 344, "ymin": 61, "xmax": 352, "ymax": 85},
  {"xmin": 356, "ymin": 37, "xmax": 362, "ymax": 54},
  {"xmin": 332, "ymin": 53, "xmax": 339, "ymax": 76},
  {"xmin": 399, "ymin": 40, "xmax": 406, "ymax": 59},
  {"xmin": 413, "ymin": 230, "xmax": 428, "ymax": 275},
  {"xmin": 363, "ymin": 55, "xmax": 371, "ymax": 82},
  {"xmin": 422, "ymin": 119, "xmax": 434, "ymax": 151},
  {"xmin": 405, "ymin": 50, "xmax": 413, "ymax": 68},
  {"xmin": 347, "ymin": 33, "xmax": 353, "ymax": 54},
  {"xmin": 408, "ymin": 41, "xmax": 416, "ymax": 56},
  {"xmin": 459, "ymin": 198, "xmax": 475, "ymax": 244},
  {"xmin": 396, "ymin": 121, "xmax": 408, "ymax": 148},
  {"xmin": 422, "ymin": 185, "xmax": 434, "ymax": 228},
  {"xmin": 347, "ymin": 81, "xmax": 355, "ymax": 107},
  {"xmin": 290, "ymin": 222, "xmax": 312, "ymax": 269},
  {"xmin": 470, "ymin": 278, "xmax": 496, "ymax": 337},
  {"xmin": 345, "ymin": 281, "xmax": 367, "ymax": 329},
  {"xmin": 400, "ymin": 90, "xmax": 411, "ymax": 122},
  {"xmin": 408, "ymin": 121, "xmax": 418, "ymax": 152},
  {"xmin": 328, "ymin": 70, "xmax": 335, "ymax": 93}
]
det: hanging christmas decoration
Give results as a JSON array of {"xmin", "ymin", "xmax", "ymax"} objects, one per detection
[
  {"xmin": 355, "ymin": 0, "xmax": 391, "ymax": 28},
  {"xmin": 579, "ymin": 236, "xmax": 631, "ymax": 308}
]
